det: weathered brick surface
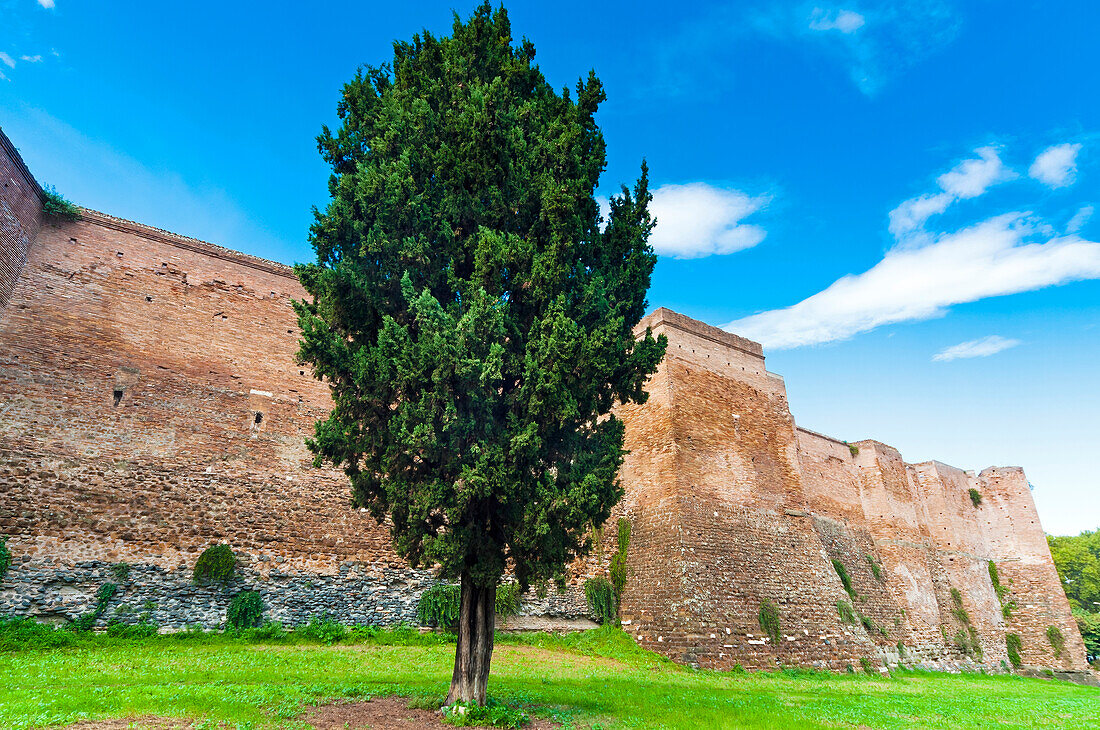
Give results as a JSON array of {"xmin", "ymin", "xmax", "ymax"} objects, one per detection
[
  {"xmin": 0, "ymin": 130, "xmax": 1087, "ymax": 673},
  {"xmin": 0, "ymin": 128, "xmax": 41, "ymax": 308}
]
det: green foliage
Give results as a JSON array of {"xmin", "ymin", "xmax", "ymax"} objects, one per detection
[
  {"xmin": 1071, "ymin": 609, "xmax": 1099, "ymax": 659},
  {"xmin": 192, "ymin": 544, "xmax": 235, "ymax": 585},
  {"xmin": 105, "ymin": 620, "xmax": 159, "ymax": 639},
  {"xmin": 968, "ymin": 488, "xmax": 982, "ymax": 508},
  {"xmin": 949, "ymin": 588, "xmax": 982, "ymax": 661},
  {"xmin": 837, "ymin": 600, "xmax": 856, "ymax": 624},
  {"xmin": 227, "ymin": 590, "xmax": 265, "ymax": 630},
  {"xmin": 242, "ymin": 621, "xmax": 291, "ymax": 642},
  {"xmin": 71, "ymin": 583, "xmax": 119, "ymax": 632},
  {"xmin": 859, "ymin": 657, "xmax": 875, "ymax": 675},
  {"xmin": 585, "ymin": 577, "xmax": 617, "ymax": 625},
  {"xmin": 896, "ymin": 641, "xmax": 906, "ymax": 658},
  {"xmin": 847, "ymin": 443, "xmax": 859, "ymax": 457},
  {"xmin": 608, "ymin": 518, "xmax": 632, "ymax": 603},
  {"xmin": 987, "ymin": 560, "xmax": 1017, "ymax": 618},
  {"xmin": 300, "ymin": 615, "xmax": 348, "ymax": 645},
  {"xmin": 0, "ymin": 536, "xmax": 10, "ymax": 582},
  {"xmin": 758, "ymin": 599, "xmax": 781, "ymax": 644},
  {"xmin": 865, "ymin": 554, "xmax": 884, "ymax": 582},
  {"xmin": 444, "ymin": 699, "xmax": 530, "ymax": 728},
  {"xmin": 1046, "ymin": 625, "xmax": 1065, "ymax": 659},
  {"xmin": 1047, "ymin": 530, "xmax": 1100, "ymax": 613},
  {"xmin": 293, "ymin": 2, "xmax": 667, "ymax": 596},
  {"xmin": 495, "ymin": 583, "xmax": 522, "ymax": 620},
  {"xmin": 418, "ymin": 584, "xmax": 462, "ymax": 629},
  {"xmin": 1006, "ymin": 633, "xmax": 1023, "ymax": 668},
  {"xmin": 41, "ymin": 185, "xmax": 82, "ymax": 221},
  {"xmin": 110, "ymin": 562, "xmax": 131, "ymax": 582},
  {"xmin": 832, "ymin": 559, "xmax": 856, "ymax": 599}
]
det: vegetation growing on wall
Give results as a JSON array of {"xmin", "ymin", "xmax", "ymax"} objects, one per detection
[
  {"xmin": 949, "ymin": 588, "xmax": 982, "ymax": 661},
  {"xmin": 609, "ymin": 518, "xmax": 632, "ymax": 603},
  {"xmin": 865, "ymin": 554, "xmax": 884, "ymax": 582},
  {"xmin": 227, "ymin": 591, "xmax": 265, "ymax": 631},
  {"xmin": 110, "ymin": 562, "xmax": 131, "ymax": 583},
  {"xmin": 832, "ymin": 559, "xmax": 856, "ymax": 600},
  {"xmin": 847, "ymin": 443, "xmax": 859, "ymax": 457},
  {"xmin": 968, "ymin": 488, "xmax": 983, "ymax": 508},
  {"xmin": 193, "ymin": 544, "xmax": 235, "ymax": 585},
  {"xmin": 585, "ymin": 577, "xmax": 617, "ymax": 625},
  {"xmin": 1006, "ymin": 633, "xmax": 1023, "ymax": 668},
  {"xmin": 41, "ymin": 185, "xmax": 82, "ymax": 221},
  {"xmin": 0, "ymin": 536, "xmax": 10, "ymax": 582},
  {"xmin": 72, "ymin": 583, "xmax": 118, "ymax": 632},
  {"xmin": 1047, "ymin": 625, "xmax": 1065, "ymax": 659},
  {"xmin": 837, "ymin": 600, "xmax": 856, "ymax": 624},
  {"xmin": 987, "ymin": 560, "xmax": 1017, "ymax": 618},
  {"xmin": 758, "ymin": 599, "xmax": 781, "ymax": 643}
]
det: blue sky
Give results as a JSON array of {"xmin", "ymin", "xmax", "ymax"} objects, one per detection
[{"xmin": 2, "ymin": 0, "xmax": 1096, "ymax": 535}]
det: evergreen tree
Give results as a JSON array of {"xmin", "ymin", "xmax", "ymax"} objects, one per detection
[{"xmin": 294, "ymin": 3, "xmax": 666, "ymax": 705}]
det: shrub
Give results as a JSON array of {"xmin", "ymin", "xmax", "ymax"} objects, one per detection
[
  {"xmin": 837, "ymin": 600, "xmax": 856, "ymax": 624},
  {"xmin": 896, "ymin": 641, "xmax": 906, "ymax": 658},
  {"xmin": 418, "ymin": 582, "xmax": 522, "ymax": 630},
  {"xmin": 227, "ymin": 590, "xmax": 264, "ymax": 630},
  {"xmin": 988, "ymin": 560, "xmax": 1017, "ymax": 618},
  {"xmin": 859, "ymin": 657, "xmax": 875, "ymax": 675},
  {"xmin": 444, "ymin": 699, "xmax": 529, "ymax": 728},
  {"xmin": 847, "ymin": 443, "xmax": 859, "ymax": 457},
  {"xmin": 0, "ymin": 536, "xmax": 10, "ymax": 582},
  {"xmin": 968, "ymin": 488, "xmax": 983, "ymax": 508},
  {"xmin": 865, "ymin": 554, "xmax": 883, "ymax": 582},
  {"xmin": 608, "ymin": 518, "xmax": 631, "ymax": 603},
  {"xmin": 110, "ymin": 562, "xmax": 131, "ymax": 582},
  {"xmin": 193, "ymin": 544, "xmax": 235, "ymax": 585},
  {"xmin": 242, "ymin": 620, "xmax": 290, "ymax": 641},
  {"xmin": 41, "ymin": 185, "xmax": 82, "ymax": 221},
  {"xmin": 832, "ymin": 559, "xmax": 855, "ymax": 599},
  {"xmin": 584, "ymin": 577, "xmax": 617, "ymax": 625},
  {"xmin": 1006, "ymin": 633, "xmax": 1023, "ymax": 668},
  {"xmin": 105, "ymin": 620, "xmax": 159, "ymax": 639},
  {"xmin": 1047, "ymin": 625, "xmax": 1065, "ymax": 659},
  {"xmin": 758, "ymin": 599, "xmax": 780, "ymax": 643},
  {"xmin": 299, "ymin": 614, "xmax": 347, "ymax": 644},
  {"xmin": 0, "ymin": 617, "xmax": 82, "ymax": 650}
]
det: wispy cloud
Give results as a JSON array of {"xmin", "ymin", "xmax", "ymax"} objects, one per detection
[
  {"xmin": 20, "ymin": 55, "xmax": 42, "ymax": 63},
  {"xmin": 1029, "ymin": 143, "xmax": 1082, "ymax": 188},
  {"xmin": 37, "ymin": 0, "xmax": 56, "ymax": 8},
  {"xmin": 725, "ymin": 144, "xmax": 1100, "ymax": 349},
  {"xmin": 809, "ymin": 8, "xmax": 866, "ymax": 34},
  {"xmin": 1067, "ymin": 205, "xmax": 1093, "ymax": 234},
  {"xmin": 888, "ymin": 146, "xmax": 1015, "ymax": 238},
  {"xmin": 0, "ymin": 52, "xmax": 14, "ymax": 69},
  {"xmin": 933, "ymin": 335, "xmax": 1021, "ymax": 362},
  {"xmin": 648, "ymin": 183, "xmax": 769, "ymax": 259}
]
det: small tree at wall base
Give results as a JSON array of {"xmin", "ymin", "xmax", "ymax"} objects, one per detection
[{"xmin": 294, "ymin": 3, "xmax": 666, "ymax": 707}]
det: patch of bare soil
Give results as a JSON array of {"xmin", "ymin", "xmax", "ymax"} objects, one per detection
[
  {"xmin": 62, "ymin": 718, "xmax": 192, "ymax": 730},
  {"xmin": 304, "ymin": 697, "xmax": 562, "ymax": 729}
]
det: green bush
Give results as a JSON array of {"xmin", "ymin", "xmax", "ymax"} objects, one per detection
[
  {"xmin": 758, "ymin": 599, "xmax": 780, "ymax": 643},
  {"xmin": 1046, "ymin": 625, "xmax": 1065, "ymax": 659},
  {"xmin": 105, "ymin": 620, "xmax": 159, "ymax": 639},
  {"xmin": 859, "ymin": 657, "xmax": 875, "ymax": 674},
  {"xmin": 968, "ymin": 488, "xmax": 983, "ymax": 508},
  {"xmin": 418, "ymin": 582, "xmax": 523, "ymax": 630},
  {"xmin": 837, "ymin": 600, "xmax": 856, "ymax": 624},
  {"xmin": 585, "ymin": 577, "xmax": 617, "ymax": 625},
  {"xmin": 227, "ymin": 590, "xmax": 264, "ymax": 630},
  {"xmin": 0, "ymin": 536, "xmax": 10, "ymax": 582},
  {"xmin": 41, "ymin": 185, "xmax": 82, "ymax": 221},
  {"xmin": 495, "ymin": 582, "xmax": 522, "ymax": 620},
  {"xmin": 193, "ymin": 544, "xmax": 235, "ymax": 585},
  {"xmin": 847, "ymin": 443, "xmax": 859, "ymax": 457},
  {"xmin": 832, "ymin": 559, "xmax": 855, "ymax": 599},
  {"xmin": 242, "ymin": 620, "xmax": 290, "ymax": 641},
  {"xmin": 110, "ymin": 562, "xmax": 131, "ymax": 582},
  {"xmin": 1006, "ymin": 633, "xmax": 1023, "ymax": 668},
  {"xmin": 0, "ymin": 617, "xmax": 83, "ymax": 651},
  {"xmin": 444, "ymin": 699, "xmax": 530, "ymax": 728},
  {"xmin": 299, "ymin": 615, "xmax": 347, "ymax": 644}
]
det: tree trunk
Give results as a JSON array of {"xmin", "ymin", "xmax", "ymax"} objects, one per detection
[{"xmin": 446, "ymin": 573, "xmax": 497, "ymax": 706}]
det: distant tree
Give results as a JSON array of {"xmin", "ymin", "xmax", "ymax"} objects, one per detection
[
  {"xmin": 294, "ymin": 2, "xmax": 665, "ymax": 706},
  {"xmin": 1048, "ymin": 530, "xmax": 1100, "ymax": 661}
]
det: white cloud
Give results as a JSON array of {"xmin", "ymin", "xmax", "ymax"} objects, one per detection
[
  {"xmin": 932, "ymin": 335, "xmax": 1021, "ymax": 362},
  {"xmin": 1067, "ymin": 205, "xmax": 1093, "ymax": 234},
  {"xmin": 0, "ymin": 53, "xmax": 14, "ymax": 69},
  {"xmin": 889, "ymin": 146, "xmax": 1014, "ymax": 238},
  {"xmin": 37, "ymin": 0, "xmax": 56, "ymax": 8},
  {"xmin": 20, "ymin": 55, "xmax": 43, "ymax": 63},
  {"xmin": 809, "ymin": 8, "xmax": 866, "ymax": 33},
  {"xmin": 726, "ymin": 214, "xmax": 1100, "ymax": 349},
  {"xmin": 648, "ymin": 183, "xmax": 769, "ymax": 259},
  {"xmin": 1029, "ymin": 143, "xmax": 1082, "ymax": 188}
]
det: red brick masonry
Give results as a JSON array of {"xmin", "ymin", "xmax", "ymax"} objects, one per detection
[{"xmin": 0, "ymin": 127, "xmax": 1087, "ymax": 675}]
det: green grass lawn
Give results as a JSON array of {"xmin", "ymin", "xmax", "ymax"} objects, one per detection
[{"xmin": 0, "ymin": 626, "xmax": 1096, "ymax": 729}]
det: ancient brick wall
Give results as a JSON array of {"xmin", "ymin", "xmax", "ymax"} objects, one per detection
[
  {"xmin": 0, "ymin": 128, "xmax": 42, "ymax": 308},
  {"xmin": 0, "ymin": 134, "xmax": 1086, "ymax": 674}
]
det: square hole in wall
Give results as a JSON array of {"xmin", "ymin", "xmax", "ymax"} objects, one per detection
[{"xmin": 113, "ymin": 388, "xmax": 124, "ymax": 406}]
